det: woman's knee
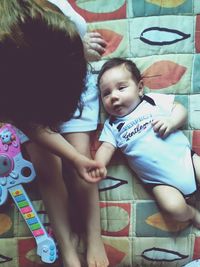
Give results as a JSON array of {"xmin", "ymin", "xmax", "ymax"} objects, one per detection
[
  {"xmin": 24, "ymin": 142, "xmax": 62, "ymax": 181},
  {"xmin": 63, "ymin": 132, "xmax": 91, "ymax": 156}
]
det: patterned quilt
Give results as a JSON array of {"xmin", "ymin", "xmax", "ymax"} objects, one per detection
[{"xmin": 0, "ymin": 0, "xmax": 200, "ymax": 266}]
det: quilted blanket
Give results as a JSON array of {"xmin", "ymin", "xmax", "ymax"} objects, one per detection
[{"xmin": 0, "ymin": 0, "xmax": 200, "ymax": 266}]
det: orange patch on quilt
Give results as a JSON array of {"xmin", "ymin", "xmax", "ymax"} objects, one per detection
[
  {"xmin": 0, "ymin": 214, "xmax": 12, "ymax": 235},
  {"xmin": 142, "ymin": 60, "xmax": 186, "ymax": 89},
  {"xmin": 192, "ymin": 130, "xmax": 200, "ymax": 155},
  {"xmin": 146, "ymin": 0, "xmax": 186, "ymax": 8},
  {"xmin": 104, "ymin": 243, "xmax": 126, "ymax": 267},
  {"xmin": 146, "ymin": 212, "xmax": 189, "ymax": 232},
  {"xmin": 195, "ymin": 15, "xmax": 200, "ymax": 53},
  {"xmin": 67, "ymin": 0, "xmax": 126, "ymax": 22},
  {"xmin": 94, "ymin": 29, "xmax": 123, "ymax": 56}
]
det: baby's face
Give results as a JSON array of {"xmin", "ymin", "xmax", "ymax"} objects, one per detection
[{"xmin": 99, "ymin": 64, "xmax": 143, "ymax": 117}]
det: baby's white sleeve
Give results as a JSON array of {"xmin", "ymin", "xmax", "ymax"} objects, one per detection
[
  {"xmin": 99, "ymin": 120, "xmax": 117, "ymax": 148},
  {"xmin": 148, "ymin": 93, "xmax": 175, "ymax": 114}
]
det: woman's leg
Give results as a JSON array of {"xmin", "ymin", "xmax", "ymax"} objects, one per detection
[
  {"xmin": 63, "ymin": 132, "xmax": 109, "ymax": 267},
  {"xmin": 152, "ymin": 185, "xmax": 200, "ymax": 228},
  {"xmin": 24, "ymin": 142, "xmax": 81, "ymax": 267}
]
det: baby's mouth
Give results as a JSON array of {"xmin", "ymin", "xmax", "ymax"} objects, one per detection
[{"xmin": 113, "ymin": 104, "xmax": 122, "ymax": 112}]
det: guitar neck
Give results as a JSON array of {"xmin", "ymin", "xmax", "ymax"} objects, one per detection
[{"xmin": 9, "ymin": 184, "xmax": 57, "ymax": 263}]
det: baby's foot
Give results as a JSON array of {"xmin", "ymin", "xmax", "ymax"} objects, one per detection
[
  {"xmin": 192, "ymin": 210, "xmax": 200, "ymax": 229},
  {"xmin": 87, "ymin": 237, "xmax": 109, "ymax": 267}
]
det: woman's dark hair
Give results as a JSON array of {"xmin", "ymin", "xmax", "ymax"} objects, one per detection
[
  {"xmin": 97, "ymin": 57, "xmax": 142, "ymax": 86},
  {"xmin": 0, "ymin": 0, "xmax": 87, "ymax": 131}
]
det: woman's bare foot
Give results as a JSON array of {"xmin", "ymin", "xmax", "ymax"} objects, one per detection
[
  {"xmin": 61, "ymin": 234, "xmax": 81, "ymax": 267},
  {"xmin": 86, "ymin": 235, "xmax": 109, "ymax": 267}
]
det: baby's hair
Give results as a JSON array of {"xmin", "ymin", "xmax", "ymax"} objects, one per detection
[
  {"xmin": 0, "ymin": 0, "xmax": 87, "ymax": 131},
  {"xmin": 97, "ymin": 57, "xmax": 142, "ymax": 86}
]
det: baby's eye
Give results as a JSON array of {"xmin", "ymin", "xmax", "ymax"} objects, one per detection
[
  {"xmin": 102, "ymin": 90, "xmax": 110, "ymax": 98},
  {"xmin": 119, "ymin": 86, "xmax": 126, "ymax": 90}
]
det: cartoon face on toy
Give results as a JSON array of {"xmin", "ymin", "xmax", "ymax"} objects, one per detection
[{"xmin": 0, "ymin": 129, "xmax": 14, "ymax": 145}]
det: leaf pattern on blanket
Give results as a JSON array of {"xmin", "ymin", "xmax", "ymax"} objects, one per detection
[
  {"xmin": 0, "ymin": 254, "xmax": 12, "ymax": 263},
  {"xmin": 99, "ymin": 176, "xmax": 128, "ymax": 192},
  {"xmin": 67, "ymin": 0, "xmax": 126, "ymax": 22},
  {"xmin": 142, "ymin": 247, "xmax": 188, "ymax": 261},
  {"xmin": 74, "ymin": 0, "xmax": 124, "ymax": 13},
  {"xmin": 145, "ymin": 212, "xmax": 189, "ymax": 232},
  {"xmin": 140, "ymin": 27, "xmax": 190, "ymax": 46},
  {"xmin": 195, "ymin": 15, "xmax": 200, "ymax": 53},
  {"xmin": 0, "ymin": 214, "xmax": 12, "ymax": 235},
  {"xmin": 142, "ymin": 60, "xmax": 186, "ymax": 89},
  {"xmin": 94, "ymin": 29, "xmax": 123, "ymax": 56},
  {"xmin": 146, "ymin": 0, "xmax": 187, "ymax": 8}
]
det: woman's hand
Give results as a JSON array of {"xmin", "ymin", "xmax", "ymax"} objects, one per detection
[{"xmin": 83, "ymin": 32, "xmax": 107, "ymax": 61}]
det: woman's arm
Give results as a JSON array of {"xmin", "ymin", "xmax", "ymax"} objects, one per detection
[{"xmin": 26, "ymin": 127, "xmax": 105, "ymax": 182}]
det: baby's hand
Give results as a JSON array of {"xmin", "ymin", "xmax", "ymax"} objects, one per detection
[
  {"xmin": 152, "ymin": 117, "xmax": 175, "ymax": 138},
  {"xmin": 88, "ymin": 166, "xmax": 107, "ymax": 182},
  {"xmin": 73, "ymin": 154, "xmax": 106, "ymax": 183},
  {"xmin": 83, "ymin": 32, "xmax": 107, "ymax": 61}
]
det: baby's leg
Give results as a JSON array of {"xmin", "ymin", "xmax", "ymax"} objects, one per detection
[
  {"xmin": 24, "ymin": 142, "xmax": 81, "ymax": 267},
  {"xmin": 192, "ymin": 153, "xmax": 200, "ymax": 184},
  {"xmin": 64, "ymin": 132, "xmax": 109, "ymax": 267},
  {"xmin": 192, "ymin": 153, "xmax": 200, "ymax": 228},
  {"xmin": 152, "ymin": 185, "xmax": 200, "ymax": 228}
]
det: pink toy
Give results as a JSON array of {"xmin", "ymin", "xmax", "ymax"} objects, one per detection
[{"xmin": 0, "ymin": 124, "xmax": 57, "ymax": 263}]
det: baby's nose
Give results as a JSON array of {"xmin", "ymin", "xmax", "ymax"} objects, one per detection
[{"xmin": 111, "ymin": 91, "xmax": 119, "ymax": 100}]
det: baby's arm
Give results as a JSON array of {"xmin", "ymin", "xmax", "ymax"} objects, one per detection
[
  {"xmin": 26, "ymin": 127, "xmax": 105, "ymax": 182},
  {"xmin": 89, "ymin": 142, "xmax": 116, "ymax": 181},
  {"xmin": 152, "ymin": 102, "xmax": 187, "ymax": 138}
]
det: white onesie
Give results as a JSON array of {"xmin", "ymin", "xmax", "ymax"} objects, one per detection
[{"xmin": 100, "ymin": 93, "xmax": 197, "ymax": 196}]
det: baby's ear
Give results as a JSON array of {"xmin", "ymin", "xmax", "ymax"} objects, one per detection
[{"xmin": 138, "ymin": 80, "xmax": 144, "ymax": 95}]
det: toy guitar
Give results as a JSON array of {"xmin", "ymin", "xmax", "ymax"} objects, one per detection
[{"xmin": 0, "ymin": 124, "xmax": 57, "ymax": 263}]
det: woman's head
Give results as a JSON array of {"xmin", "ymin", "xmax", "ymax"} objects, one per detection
[
  {"xmin": 98, "ymin": 58, "xmax": 143, "ymax": 117},
  {"xmin": 0, "ymin": 0, "xmax": 87, "ymax": 130}
]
